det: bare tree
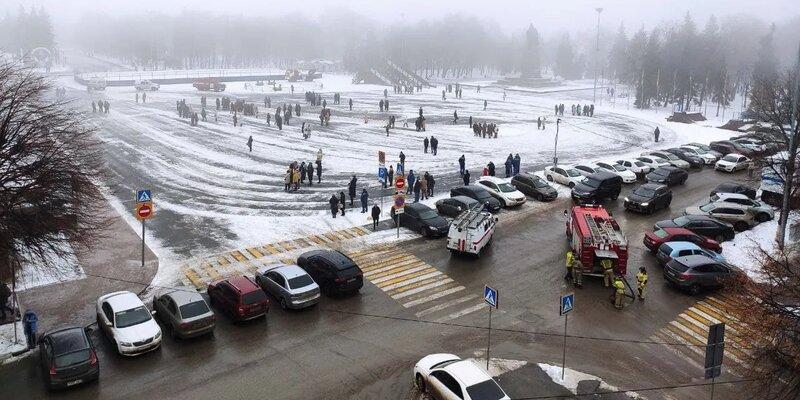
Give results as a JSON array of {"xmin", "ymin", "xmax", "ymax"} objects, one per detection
[{"xmin": 0, "ymin": 61, "xmax": 107, "ymax": 281}]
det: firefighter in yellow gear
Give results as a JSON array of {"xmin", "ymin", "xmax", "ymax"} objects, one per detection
[
  {"xmin": 636, "ymin": 267, "xmax": 648, "ymax": 301},
  {"xmin": 601, "ymin": 259, "xmax": 614, "ymax": 287},
  {"xmin": 572, "ymin": 260, "xmax": 583, "ymax": 287},
  {"xmin": 565, "ymin": 251, "xmax": 575, "ymax": 280},
  {"xmin": 613, "ymin": 276, "xmax": 625, "ymax": 310}
]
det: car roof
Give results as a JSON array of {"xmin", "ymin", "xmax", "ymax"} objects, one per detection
[
  {"xmin": 674, "ymin": 254, "xmax": 718, "ymax": 267},
  {"xmin": 477, "ymin": 176, "xmax": 505, "ymax": 184},
  {"xmin": 723, "ymin": 153, "xmax": 745, "ymax": 158},
  {"xmin": 712, "ymin": 192, "xmax": 750, "ymax": 200},
  {"xmin": 407, "ymin": 202, "xmax": 433, "ymax": 211},
  {"xmin": 225, "ymin": 276, "xmax": 259, "ymax": 293},
  {"xmin": 442, "ymin": 360, "xmax": 492, "ymax": 386},
  {"xmin": 662, "ymin": 227, "xmax": 697, "ymax": 236},
  {"xmin": 160, "ymin": 289, "xmax": 205, "ymax": 306},
  {"xmin": 663, "ymin": 241, "xmax": 702, "ymax": 251},
  {"xmin": 640, "ymin": 183, "xmax": 665, "ymax": 190},
  {"xmin": 301, "ymin": 249, "xmax": 355, "ymax": 270},
  {"xmin": 460, "ymin": 185, "xmax": 486, "ymax": 192},
  {"xmin": 102, "ymin": 291, "xmax": 144, "ymax": 310},
  {"xmin": 450, "ymin": 195, "xmax": 478, "ymax": 204},
  {"xmin": 47, "ymin": 327, "xmax": 90, "ymax": 354},
  {"xmin": 716, "ymin": 182, "xmax": 745, "ymax": 190},
  {"xmin": 706, "ymin": 201, "xmax": 750, "ymax": 210},
  {"xmin": 259, "ymin": 264, "xmax": 309, "ymax": 279}
]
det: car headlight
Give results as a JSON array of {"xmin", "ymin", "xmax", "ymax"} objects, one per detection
[
  {"xmin": 641, "ymin": 202, "xmax": 650, "ymax": 207},
  {"xmin": 624, "ymin": 197, "xmax": 629, "ymax": 202},
  {"xmin": 154, "ymin": 331, "xmax": 162, "ymax": 340},
  {"xmin": 119, "ymin": 341, "xmax": 134, "ymax": 347}
]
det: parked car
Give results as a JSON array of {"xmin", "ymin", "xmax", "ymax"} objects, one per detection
[
  {"xmin": 656, "ymin": 241, "xmax": 726, "ymax": 266},
  {"xmin": 207, "ymin": 276, "xmax": 269, "ymax": 321},
  {"xmin": 709, "ymin": 193, "xmax": 775, "ymax": 222},
  {"xmin": 686, "ymin": 143, "xmax": 723, "ymax": 159},
  {"xmin": 636, "ymin": 155, "xmax": 671, "ymax": 171},
  {"xmin": 623, "ymin": 183, "xmax": 672, "ymax": 213},
  {"xmin": 643, "ymin": 227, "xmax": 722, "ymax": 253},
  {"xmin": 615, "ymin": 159, "xmax": 652, "ymax": 177},
  {"xmin": 595, "ymin": 161, "xmax": 637, "ymax": 183},
  {"xmin": 654, "ymin": 215, "xmax": 736, "ymax": 242},
  {"xmin": 436, "ymin": 196, "xmax": 482, "ymax": 218},
  {"xmin": 476, "ymin": 176, "xmax": 526, "ymax": 207},
  {"xmin": 573, "ymin": 163, "xmax": 601, "ymax": 177},
  {"xmin": 39, "ymin": 327, "xmax": 99, "ymax": 390},
  {"xmin": 391, "ymin": 203, "xmax": 450, "ymax": 237},
  {"xmin": 543, "ymin": 166, "xmax": 584, "ymax": 188},
  {"xmin": 645, "ymin": 166, "xmax": 688, "ymax": 186},
  {"xmin": 450, "ymin": 186, "xmax": 502, "ymax": 212},
  {"xmin": 96, "ymin": 291, "xmax": 162, "ymax": 356},
  {"xmin": 255, "ymin": 264, "xmax": 320, "ymax": 310},
  {"xmin": 152, "ymin": 289, "xmax": 215, "ymax": 339},
  {"xmin": 570, "ymin": 171, "xmax": 623, "ymax": 203},
  {"xmin": 414, "ymin": 354, "xmax": 510, "ymax": 400},
  {"xmin": 134, "ymin": 80, "xmax": 160, "ymax": 91},
  {"xmin": 715, "ymin": 154, "xmax": 751, "ymax": 172},
  {"xmin": 86, "ymin": 78, "xmax": 107, "ymax": 91},
  {"xmin": 296, "ymin": 250, "xmax": 364, "ymax": 296},
  {"xmin": 193, "ymin": 80, "xmax": 226, "ymax": 92},
  {"xmin": 644, "ymin": 151, "xmax": 691, "ymax": 170},
  {"xmin": 665, "ymin": 148, "xmax": 704, "ymax": 169},
  {"xmin": 680, "ymin": 145, "xmax": 718, "ymax": 164},
  {"xmin": 684, "ymin": 202, "xmax": 757, "ymax": 231},
  {"xmin": 710, "ymin": 182, "xmax": 757, "ymax": 199},
  {"xmin": 710, "ymin": 140, "xmax": 754, "ymax": 157},
  {"xmin": 732, "ymin": 137, "xmax": 767, "ymax": 153},
  {"xmin": 664, "ymin": 255, "xmax": 741, "ymax": 294},
  {"xmin": 510, "ymin": 173, "xmax": 558, "ymax": 201}
]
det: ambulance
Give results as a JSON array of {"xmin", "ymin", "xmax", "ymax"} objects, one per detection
[{"xmin": 446, "ymin": 209, "xmax": 497, "ymax": 256}]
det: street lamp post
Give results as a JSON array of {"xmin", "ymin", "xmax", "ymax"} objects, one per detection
[
  {"xmin": 592, "ymin": 8, "xmax": 603, "ymax": 105},
  {"xmin": 553, "ymin": 118, "xmax": 562, "ymax": 167}
]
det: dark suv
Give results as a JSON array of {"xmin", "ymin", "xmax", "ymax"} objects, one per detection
[
  {"xmin": 207, "ymin": 276, "xmax": 269, "ymax": 321},
  {"xmin": 645, "ymin": 166, "xmax": 688, "ymax": 186},
  {"xmin": 297, "ymin": 250, "xmax": 364, "ymax": 295},
  {"xmin": 623, "ymin": 183, "xmax": 672, "ymax": 214},
  {"xmin": 664, "ymin": 255, "xmax": 739, "ymax": 294},
  {"xmin": 570, "ymin": 171, "xmax": 622, "ymax": 203},
  {"xmin": 39, "ymin": 327, "xmax": 99, "ymax": 390},
  {"xmin": 450, "ymin": 185, "xmax": 502, "ymax": 212},
  {"xmin": 511, "ymin": 173, "xmax": 558, "ymax": 201}
]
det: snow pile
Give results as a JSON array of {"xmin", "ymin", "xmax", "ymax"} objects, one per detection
[
  {"xmin": 538, "ymin": 362, "xmax": 641, "ymax": 399},
  {"xmin": 721, "ymin": 211, "xmax": 800, "ymax": 280},
  {"xmin": 14, "ymin": 238, "xmax": 84, "ymax": 291},
  {"xmin": 0, "ymin": 321, "xmax": 29, "ymax": 364}
]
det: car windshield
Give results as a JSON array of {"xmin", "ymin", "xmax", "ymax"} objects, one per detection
[
  {"xmin": 651, "ymin": 169, "xmax": 668, "ymax": 177},
  {"xmin": 695, "ymin": 144, "xmax": 710, "ymax": 151},
  {"xmin": 566, "ymin": 169, "xmax": 581, "ymax": 177},
  {"xmin": 115, "ymin": 306, "xmax": 152, "ymax": 328},
  {"xmin": 288, "ymin": 275, "xmax": 315, "ymax": 289},
  {"xmin": 634, "ymin": 161, "xmax": 646, "ymax": 167},
  {"xmin": 242, "ymin": 290, "xmax": 268, "ymax": 305},
  {"xmin": 673, "ymin": 216, "xmax": 690, "ymax": 225},
  {"xmin": 54, "ymin": 350, "xmax": 91, "ymax": 368},
  {"xmin": 582, "ymin": 177, "xmax": 601, "ymax": 188},
  {"xmin": 699, "ymin": 203, "xmax": 716, "ymax": 212},
  {"xmin": 419, "ymin": 209, "xmax": 439, "ymax": 219},
  {"xmin": 665, "ymin": 154, "xmax": 680, "ymax": 160},
  {"xmin": 466, "ymin": 379, "xmax": 506, "ymax": 400},
  {"xmin": 653, "ymin": 229, "xmax": 669, "ymax": 238},
  {"xmin": 633, "ymin": 187, "xmax": 656, "ymax": 197},
  {"xmin": 533, "ymin": 179, "xmax": 548, "ymax": 188},
  {"xmin": 497, "ymin": 183, "xmax": 516, "ymax": 193},
  {"xmin": 475, "ymin": 191, "xmax": 493, "ymax": 201},
  {"xmin": 722, "ymin": 155, "xmax": 739, "ymax": 162},
  {"xmin": 179, "ymin": 301, "xmax": 210, "ymax": 319},
  {"xmin": 612, "ymin": 164, "xmax": 626, "ymax": 171}
]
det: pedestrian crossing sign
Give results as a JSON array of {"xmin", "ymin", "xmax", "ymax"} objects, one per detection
[
  {"xmin": 560, "ymin": 293, "xmax": 574, "ymax": 315},
  {"xmin": 136, "ymin": 189, "xmax": 152, "ymax": 204},
  {"xmin": 484, "ymin": 285, "xmax": 498, "ymax": 309}
]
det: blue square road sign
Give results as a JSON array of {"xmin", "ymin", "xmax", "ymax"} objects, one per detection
[
  {"xmin": 560, "ymin": 293, "xmax": 574, "ymax": 315},
  {"xmin": 136, "ymin": 189, "xmax": 152, "ymax": 203},
  {"xmin": 484, "ymin": 285, "xmax": 498, "ymax": 309}
]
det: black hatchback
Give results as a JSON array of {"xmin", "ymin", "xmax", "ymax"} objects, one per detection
[
  {"xmin": 39, "ymin": 326, "xmax": 99, "ymax": 390},
  {"xmin": 390, "ymin": 203, "xmax": 450, "ymax": 237},
  {"xmin": 623, "ymin": 183, "xmax": 672, "ymax": 214},
  {"xmin": 511, "ymin": 173, "xmax": 558, "ymax": 201},
  {"xmin": 645, "ymin": 166, "xmax": 688, "ymax": 186},
  {"xmin": 710, "ymin": 182, "xmax": 757, "ymax": 199},
  {"xmin": 450, "ymin": 185, "xmax": 502, "ymax": 212},
  {"xmin": 665, "ymin": 148, "xmax": 704, "ymax": 169},
  {"xmin": 570, "ymin": 171, "xmax": 622, "ymax": 203},
  {"xmin": 297, "ymin": 250, "xmax": 363, "ymax": 296}
]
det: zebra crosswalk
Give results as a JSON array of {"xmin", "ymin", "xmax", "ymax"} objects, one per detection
[
  {"xmin": 349, "ymin": 247, "xmax": 487, "ymax": 323},
  {"xmin": 650, "ymin": 294, "xmax": 754, "ymax": 376}
]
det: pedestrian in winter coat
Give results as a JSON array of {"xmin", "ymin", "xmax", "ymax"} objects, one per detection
[
  {"xmin": 513, "ymin": 154, "xmax": 521, "ymax": 175},
  {"xmin": 300, "ymin": 162, "xmax": 307, "ymax": 182},
  {"xmin": 292, "ymin": 168, "xmax": 300, "ymax": 191},
  {"xmin": 413, "ymin": 180, "xmax": 422, "ymax": 202},
  {"xmin": 469, "ymin": 116, "xmax": 473, "ymax": 127},
  {"xmin": 371, "ymin": 204, "xmax": 381, "ymax": 230},
  {"xmin": 306, "ymin": 163, "xmax": 314, "ymax": 186},
  {"xmin": 348, "ymin": 176, "xmax": 358, "ymax": 206},
  {"xmin": 349, "ymin": 98, "xmax": 353, "ymax": 110},
  {"xmin": 91, "ymin": 101, "xmax": 96, "ymax": 113},
  {"xmin": 360, "ymin": 189, "xmax": 369, "ymax": 212},
  {"xmin": 407, "ymin": 171, "xmax": 416, "ymax": 194},
  {"xmin": 23, "ymin": 310, "xmax": 38, "ymax": 349},
  {"xmin": 427, "ymin": 174, "xmax": 435, "ymax": 196},
  {"xmin": 488, "ymin": 162, "xmax": 496, "ymax": 176},
  {"xmin": 339, "ymin": 192, "xmax": 347, "ymax": 216},
  {"xmin": 654, "ymin": 127, "xmax": 660, "ymax": 142},
  {"xmin": 329, "ymin": 194, "xmax": 339, "ymax": 218},
  {"xmin": 458, "ymin": 155, "xmax": 466, "ymax": 175},
  {"xmin": 385, "ymin": 100, "xmax": 389, "ymax": 111},
  {"xmin": 537, "ymin": 117, "xmax": 542, "ymax": 130},
  {"xmin": 423, "ymin": 137, "xmax": 429, "ymax": 153},
  {"xmin": 399, "ymin": 152, "xmax": 406, "ymax": 171},
  {"xmin": 284, "ymin": 169, "xmax": 291, "ymax": 191},
  {"xmin": 420, "ymin": 175, "xmax": 428, "ymax": 200},
  {"xmin": 505, "ymin": 154, "xmax": 513, "ymax": 177},
  {"xmin": 247, "ymin": 136, "xmax": 253, "ymax": 152},
  {"xmin": 482, "ymin": 167, "xmax": 489, "ymax": 176},
  {"xmin": 463, "ymin": 170, "xmax": 471, "ymax": 185},
  {"xmin": 431, "ymin": 136, "xmax": 438, "ymax": 155},
  {"xmin": 483, "ymin": 100, "xmax": 487, "ymax": 110},
  {"xmin": 379, "ymin": 99, "xmax": 384, "ymax": 112},
  {"xmin": 453, "ymin": 110, "xmax": 459, "ymax": 124}
]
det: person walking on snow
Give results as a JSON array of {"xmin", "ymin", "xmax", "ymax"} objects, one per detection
[
  {"xmin": 513, "ymin": 154, "xmax": 521, "ymax": 175},
  {"xmin": 413, "ymin": 179, "xmax": 422, "ymax": 202},
  {"xmin": 406, "ymin": 170, "xmax": 416, "ymax": 195},
  {"xmin": 654, "ymin": 126, "xmax": 660, "ymax": 142},
  {"xmin": 399, "ymin": 151, "xmax": 406, "ymax": 171},
  {"xmin": 247, "ymin": 136, "xmax": 253, "ymax": 152},
  {"xmin": 371, "ymin": 204, "xmax": 381, "ymax": 230},
  {"xmin": 483, "ymin": 100, "xmax": 487, "ymax": 110},
  {"xmin": 463, "ymin": 170, "xmax": 471, "ymax": 185},
  {"xmin": 419, "ymin": 175, "xmax": 428, "ymax": 200},
  {"xmin": 505, "ymin": 154, "xmax": 513, "ymax": 177},
  {"xmin": 458, "ymin": 155, "xmax": 466, "ymax": 176},
  {"xmin": 488, "ymin": 161, "xmax": 496, "ymax": 176},
  {"xmin": 306, "ymin": 162, "xmax": 314, "ymax": 186},
  {"xmin": 431, "ymin": 136, "xmax": 438, "ymax": 156},
  {"xmin": 349, "ymin": 98, "xmax": 353, "ymax": 111},
  {"xmin": 329, "ymin": 194, "xmax": 339, "ymax": 218},
  {"xmin": 388, "ymin": 165, "xmax": 394, "ymax": 186},
  {"xmin": 339, "ymin": 192, "xmax": 346, "ymax": 216},
  {"xmin": 423, "ymin": 137, "xmax": 429, "ymax": 153},
  {"xmin": 360, "ymin": 189, "xmax": 369, "ymax": 213},
  {"xmin": 348, "ymin": 176, "xmax": 357, "ymax": 206},
  {"xmin": 23, "ymin": 309, "xmax": 38, "ymax": 349},
  {"xmin": 453, "ymin": 110, "xmax": 459, "ymax": 124}
]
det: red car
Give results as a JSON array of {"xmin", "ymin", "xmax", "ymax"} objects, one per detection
[
  {"xmin": 207, "ymin": 276, "xmax": 269, "ymax": 321},
  {"xmin": 643, "ymin": 227, "xmax": 721, "ymax": 253}
]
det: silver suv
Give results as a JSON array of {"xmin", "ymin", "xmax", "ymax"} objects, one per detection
[{"xmin": 684, "ymin": 202, "xmax": 757, "ymax": 232}]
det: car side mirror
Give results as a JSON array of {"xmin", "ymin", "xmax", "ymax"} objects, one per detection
[
  {"xmin": 151, "ymin": 310, "xmax": 157, "ymax": 316},
  {"xmin": 105, "ymin": 321, "xmax": 113, "ymax": 328}
]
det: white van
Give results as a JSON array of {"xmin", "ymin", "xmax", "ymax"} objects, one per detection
[{"xmin": 447, "ymin": 209, "xmax": 496, "ymax": 256}]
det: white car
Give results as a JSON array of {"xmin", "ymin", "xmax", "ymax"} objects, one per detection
[
  {"xmin": 715, "ymin": 154, "xmax": 750, "ymax": 172},
  {"xmin": 636, "ymin": 156, "xmax": 670, "ymax": 170},
  {"xmin": 134, "ymin": 80, "xmax": 160, "ymax": 91},
  {"xmin": 615, "ymin": 159, "xmax": 652, "ymax": 176},
  {"xmin": 544, "ymin": 166, "xmax": 584, "ymax": 188},
  {"xmin": 595, "ymin": 161, "xmax": 637, "ymax": 183},
  {"xmin": 414, "ymin": 354, "xmax": 510, "ymax": 400},
  {"xmin": 477, "ymin": 176, "xmax": 526, "ymax": 207},
  {"xmin": 96, "ymin": 291, "xmax": 162, "ymax": 356},
  {"xmin": 573, "ymin": 164, "xmax": 601, "ymax": 177},
  {"xmin": 680, "ymin": 146, "xmax": 718, "ymax": 164},
  {"xmin": 710, "ymin": 192, "xmax": 775, "ymax": 222},
  {"xmin": 643, "ymin": 151, "xmax": 691, "ymax": 170},
  {"xmin": 732, "ymin": 137, "xmax": 766, "ymax": 152}
]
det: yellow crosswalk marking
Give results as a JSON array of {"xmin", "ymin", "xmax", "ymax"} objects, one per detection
[
  {"xmin": 309, "ymin": 235, "xmax": 326, "ymax": 245},
  {"xmin": 377, "ymin": 269, "xmax": 441, "ymax": 289},
  {"xmin": 263, "ymin": 244, "xmax": 281, "ymax": 254},
  {"xmin": 217, "ymin": 256, "xmax": 230, "ymax": 266},
  {"xmin": 362, "ymin": 256, "xmax": 420, "ymax": 273},
  {"xmin": 246, "ymin": 247, "xmax": 263, "ymax": 258},
  {"xmin": 231, "ymin": 250, "xmax": 247, "ymax": 262},
  {"xmin": 279, "ymin": 241, "xmax": 295, "ymax": 251}
]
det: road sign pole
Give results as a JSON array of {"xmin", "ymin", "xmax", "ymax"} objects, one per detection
[
  {"xmin": 486, "ymin": 305, "xmax": 492, "ymax": 370},
  {"xmin": 561, "ymin": 312, "xmax": 568, "ymax": 380},
  {"xmin": 396, "ymin": 213, "xmax": 399, "ymax": 238},
  {"xmin": 141, "ymin": 219, "xmax": 145, "ymax": 269},
  {"xmin": 710, "ymin": 375, "xmax": 715, "ymax": 400}
]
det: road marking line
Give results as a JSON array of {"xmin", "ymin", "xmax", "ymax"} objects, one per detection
[
  {"xmin": 308, "ymin": 235, "xmax": 326, "ymax": 245},
  {"xmin": 415, "ymin": 295, "xmax": 477, "ymax": 317},
  {"xmin": 363, "ymin": 262, "xmax": 420, "ymax": 279},
  {"xmin": 353, "ymin": 226, "xmax": 370, "ymax": 236},
  {"xmin": 402, "ymin": 286, "xmax": 466, "ymax": 308},
  {"xmin": 379, "ymin": 271, "xmax": 443, "ymax": 291},
  {"xmin": 294, "ymin": 238, "xmax": 312, "ymax": 248},
  {"xmin": 323, "ymin": 232, "xmax": 340, "ymax": 242},
  {"xmin": 279, "ymin": 241, "xmax": 295, "ymax": 251},
  {"xmin": 207, "ymin": 268, "xmax": 222, "ymax": 280},
  {"xmin": 360, "ymin": 255, "xmax": 417, "ymax": 272},
  {"xmin": 263, "ymin": 244, "xmax": 281, "ymax": 254},
  {"xmin": 246, "ymin": 247, "xmax": 264, "ymax": 258},
  {"xmin": 391, "ymin": 279, "xmax": 454, "ymax": 299},
  {"xmin": 667, "ymin": 322, "xmax": 705, "ymax": 346},
  {"xmin": 432, "ymin": 303, "xmax": 486, "ymax": 323},
  {"xmin": 370, "ymin": 265, "xmax": 433, "ymax": 283},
  {"xmin": 216, "ymin": 256, "xmax": 230, "ymax": 266},
  {"xmin": 337, "ymin": 229, "xmax": 355, "ymax": 239},
  {"xmin": 231, "ymin": 250, "xmax": 247, "ymax": 262}
]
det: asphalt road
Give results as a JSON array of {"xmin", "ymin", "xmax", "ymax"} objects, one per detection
[{"xmin": 0, "ymin": 167, "xmax": 755, "ymax": 399}]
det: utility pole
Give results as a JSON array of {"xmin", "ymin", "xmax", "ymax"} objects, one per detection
[
  {"xmin": 592, "ymin": 8, "xmax": 603, "ymax": 105},
  {"xmin": 654, "ymin": 68, "xmax": 661, "ymax": 107},
  {"xmin": 777, "ymin": 42, "xmax": 800, "ymax": 249},
  {"xmin": 553, "ymin": 118, "xmax": 561, "ymax": 167}
]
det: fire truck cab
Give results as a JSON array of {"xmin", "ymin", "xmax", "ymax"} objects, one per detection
[{"xmin": 565, "ymin": 205, "xmax": 628, "ymax": 276}]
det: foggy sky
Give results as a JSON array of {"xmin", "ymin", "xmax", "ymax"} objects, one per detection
[{"xmin": 5, "ymin": 0, "xmax": 800, "ymax": 36}]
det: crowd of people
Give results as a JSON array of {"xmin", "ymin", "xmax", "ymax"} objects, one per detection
[
  {"xmin": 472, "ymin": 121, "xmax": 498, "ymax": 138},
  {"xmin": 285, "ymin": 149, "xmax": 324, "ymax": 192},
  {"xmin": 91, "ymin": 99, "xmax": 110, "ymax": 114},
  {"xmin": 571, "ymin": 103, "xmax": 595, "ymax": 117}
]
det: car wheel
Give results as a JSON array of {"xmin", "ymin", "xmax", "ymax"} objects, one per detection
[
  {"xmin": 756, "ymin": 213, "xmax": 771, "ymax": 223},
  {"xmin": 416, "ymin": 374, "xmax": 427, "ymax": 393},
  {"xmin": 499, "ymin": 198, "xmax": 507, "ymax": 207},
  {"xmin": 688, "ymin": 284, "xmax": 702, "ymax": 296},
  {"xmin": 546, "ymin": 175, "xmax": 553, "ymax": 182},
  {"xmin": 535, "ymin": 193, "xmax": 542, "ymax": 201},
  {"xmin": 568, "ymin": 182, "xmax": 575, "ymax": 188},
  {"xmin": 734, "ymin": 221, "xmax": 749, "ymax": 232},
  {"xmin": 715, "ymin": 234, "xmax": 725, "ymax": 243},
  {"xmin": 280, "ymin": 298, "xmax": 288, "ymax": 310}
]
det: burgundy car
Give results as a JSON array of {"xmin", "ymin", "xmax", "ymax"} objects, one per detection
[
  {"xmin": 643, "ymin": 227, "xmax": 721, "ymax": 253},
  {"xmin": 207, "ymin": 276, "xmax": 269, "ymax": 321}
]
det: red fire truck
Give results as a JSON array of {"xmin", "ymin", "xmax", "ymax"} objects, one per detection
[{"xmin": 565, "ymin": 205, "xmax": 628, "ymax": 276}]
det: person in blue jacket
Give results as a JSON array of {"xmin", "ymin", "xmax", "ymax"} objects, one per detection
[{"xmin": 23, "ymin": 310, "xmax": 38, "ymax": 349}]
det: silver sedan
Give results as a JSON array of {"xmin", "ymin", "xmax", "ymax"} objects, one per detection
[
  {"xmin": 255, "ymin": 264, "xmax": 320, "ymax": 310},
  {"xmin": 152, "ymin": 289, "xmax": 216, "ymax": 339}
]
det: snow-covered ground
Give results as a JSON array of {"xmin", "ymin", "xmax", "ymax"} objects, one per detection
[
  {"xmin": 55, "ymin": 72, "xmax": 738, "ymax": 286},
  {"xmin": 721, "ymin": 211, "xmax": 800, "ymax": 279}
]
